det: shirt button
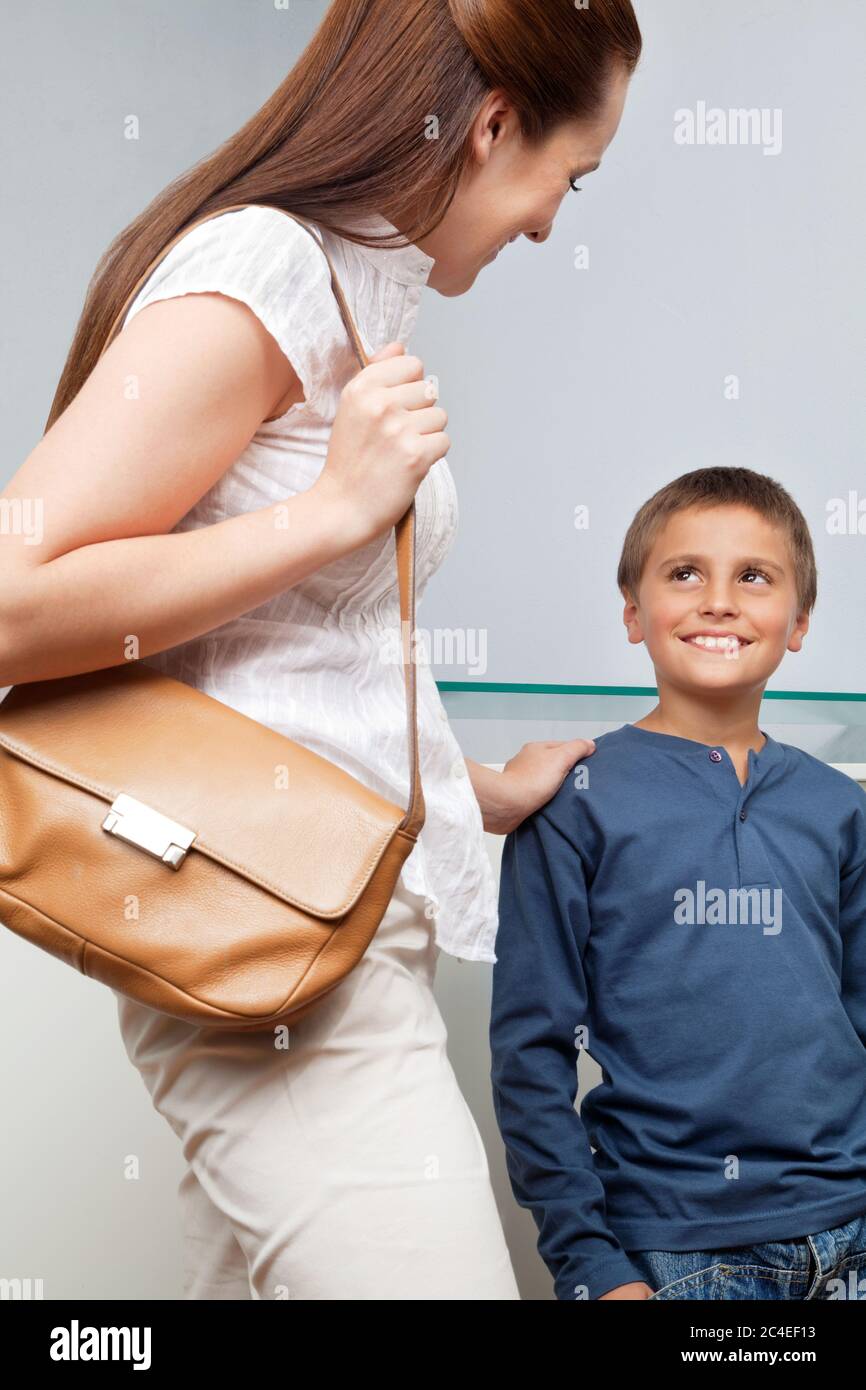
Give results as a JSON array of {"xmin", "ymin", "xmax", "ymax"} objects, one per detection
[
  {"xmin": 739, "ymin": 809, "xmax": 747, "ymax": 821},
  {"xmin": 451, "ymin": 757, "xmax": 467, "ymax": 778},
  {"xmin": 709, "ymin": 749, "xmax": 723, "ymax": 763}
]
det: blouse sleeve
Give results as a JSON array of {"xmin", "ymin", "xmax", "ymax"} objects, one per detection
[{"xmin": 120, "ymin": 204, "xmax": 347, "ymax": 421}]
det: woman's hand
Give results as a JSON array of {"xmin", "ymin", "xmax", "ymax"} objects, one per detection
[
  {"xmin": 465, "ymin": 738, "xmax": 597, "ymax": 835},
  {"xmin": 312, "ymin": 342, "xmax": 450, "ymax": 550}
]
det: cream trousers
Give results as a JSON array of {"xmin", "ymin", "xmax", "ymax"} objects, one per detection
[{"xmin": 113, "ymin": 875, "xmax": 520, "ymax": 1300}]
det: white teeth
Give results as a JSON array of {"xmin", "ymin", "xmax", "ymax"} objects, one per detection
[{"xmin": 686, "ymin": 635, "xmax": 743, "ymax": 650}]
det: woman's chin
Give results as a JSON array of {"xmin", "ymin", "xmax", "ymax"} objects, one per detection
[
  {"xmin": 427, "ymin": 247, "xmax": 500, "ymax": 295},
  {"xmin": 432, "ymin": 268, "xmax": 483, "ymax": 297}
]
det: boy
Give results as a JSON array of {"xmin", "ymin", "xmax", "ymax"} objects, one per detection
[{"xmin": 490, "ymin": 467, "xmax": 866, "ymax": 1300}]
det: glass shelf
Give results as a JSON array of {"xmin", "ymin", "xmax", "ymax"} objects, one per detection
[{"xmin": 437, "ymin": 683, "xmax": 866, "ymax": 778}]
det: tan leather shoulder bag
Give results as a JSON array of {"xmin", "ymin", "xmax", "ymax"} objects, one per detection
[{"xmin": 0, "ymin": 202, "xmax": 425, "ymax": 1030}]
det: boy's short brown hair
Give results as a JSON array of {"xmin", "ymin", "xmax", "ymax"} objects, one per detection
[{"xmin": 616, "ymin": 467, "xmax": 817, "ymax": 614}]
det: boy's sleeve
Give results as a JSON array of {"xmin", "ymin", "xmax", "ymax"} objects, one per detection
[
  {"xmin": 490, "ymin": 809, "xmax": 646, "ymax": 1301},
  {"xmin": 840, "ymin": 790, "xmax": 866, "ymax": 1049}
]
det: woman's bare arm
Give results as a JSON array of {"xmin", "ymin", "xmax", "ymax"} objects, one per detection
[
  {"xmin": 0, "ymin": 291, "xmax": 432, "ymax": 687},
  {"xmin": 464, "ymin": 741, "xmax": 598, "ymax": 834}
]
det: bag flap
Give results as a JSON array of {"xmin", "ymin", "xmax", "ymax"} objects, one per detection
[{"xmin": 0, "ymin": 664, "xmax": 408, "ymax": 919}]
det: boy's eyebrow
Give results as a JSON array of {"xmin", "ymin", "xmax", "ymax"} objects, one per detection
[{"xmin": 658, "ymin": 553, "xmax": 786, "ymax": 575}]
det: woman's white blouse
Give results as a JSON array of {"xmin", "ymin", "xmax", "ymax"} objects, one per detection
[{"xmin": 122, "ymin": 205, "xmax": 500, "ymax": 963}]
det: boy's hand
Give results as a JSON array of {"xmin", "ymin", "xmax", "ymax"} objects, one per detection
[
  {"xmin": 598, "ymin": 1281, "xmax": 655, "ymax": 1300},
  {"xmin": 495, "ymin": 738, "xmax": 597, "ymax": 832}
]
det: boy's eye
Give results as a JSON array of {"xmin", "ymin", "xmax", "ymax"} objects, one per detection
[
  {"xmin": 569, "ymin": 177, "xmax": 583, "ymax": 193},
  {"xmin": 667, "ymin": 566, "xmax": 773, "ymax": 584}
]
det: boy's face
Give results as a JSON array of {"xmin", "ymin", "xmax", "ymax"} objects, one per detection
[{"xmin": 623, "ymin": 504, "xmax": 810, "ymax": 696}]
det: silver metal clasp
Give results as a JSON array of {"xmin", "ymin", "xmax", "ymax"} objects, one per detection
[{"xmin": 102, "ymin": 793, "xmax": 196, "ymax": 870}]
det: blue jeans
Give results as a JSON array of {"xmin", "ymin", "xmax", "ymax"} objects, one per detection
[{"xmin": 627, "ymin": 1210, "xmax": 866, "ymax": 1300}]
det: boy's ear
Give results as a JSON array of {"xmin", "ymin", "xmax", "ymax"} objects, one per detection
[
  {"xmin": 787, "ymin": 608, "xmax": 810, "ymax": 653},
  {"xmin": 621, "ymin": 590, "xmax": 644, "ymax": 646}
]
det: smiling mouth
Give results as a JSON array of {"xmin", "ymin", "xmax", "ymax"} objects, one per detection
[{"xmin": 679, "ymin": 634, "xmax": 753, "ymax": 655}]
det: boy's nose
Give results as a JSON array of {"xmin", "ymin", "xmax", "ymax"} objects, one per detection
[{"xmin": 700, "ymin": 592, "xmax": 740, "ymax": 614}]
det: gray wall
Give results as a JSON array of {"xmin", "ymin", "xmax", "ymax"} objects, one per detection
[
  {"xmin": 419, "ymin": 0, "xmax": 865, "ymax": 697},
  {"xmin": 1, "ymin": 0, "xmax": 864, "ymax": 1300}
]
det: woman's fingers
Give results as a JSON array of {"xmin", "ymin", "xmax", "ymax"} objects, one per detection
[
  {"xmin": 317, "ymin": 345, "xmax": 450, "ymax": 547},
  {"xmin": 388, "ymin": 379, "xmax": 443, "ymax": 411},
  {"xmin": 552, "ymin": 736, "xmax": 597, "ymax": 760},
  {"xmin": 366, "ymin": 341, "xmax": 407, "ymax": 363},
  {"xmin": 355, "ymin": 347, "xmax": 425, "ymax": 387},
  {"xmin": 402, "ymin": 404, "xmax": 448, "ymax": 434}
]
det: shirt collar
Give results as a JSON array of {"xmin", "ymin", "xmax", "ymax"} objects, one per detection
[
  {"xmin": 619, "ymin": 722, "xmax": 785, "ymax": 776},
  {"xmin": 340, "ymin": 212, "xmax": 435, "ymax": 288}
]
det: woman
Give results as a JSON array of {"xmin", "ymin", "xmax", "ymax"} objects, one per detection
[{"xmin": 0, "ymin": 0, "xmax": 641, "ymax": 1298}]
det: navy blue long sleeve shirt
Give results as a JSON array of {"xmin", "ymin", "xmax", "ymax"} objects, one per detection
[{"xmin": 490, "ymin": 723, "xmax": 866, "ymax": 1300}]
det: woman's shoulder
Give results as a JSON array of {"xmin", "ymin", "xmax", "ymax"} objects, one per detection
[
  {"xmin": 126, "ymin": 204, "xmax": 335, "ymax": 315},
  {"xmin": 186, "ymin": 204, "xmax": 329, "ymax": 270},
  {"xmin": 122, "ymin": 203, "xmax": 349, "ymax": 422}
]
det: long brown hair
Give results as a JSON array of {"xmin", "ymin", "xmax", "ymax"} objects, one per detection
[{"xmin": 46, "ymin": 0, "xmax": 642, "ymax": 430}]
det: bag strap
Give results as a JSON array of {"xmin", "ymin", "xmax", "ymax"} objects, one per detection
[{"xmin": 100, "ymin": 202, "xmax": 424, "ymax": 837}]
